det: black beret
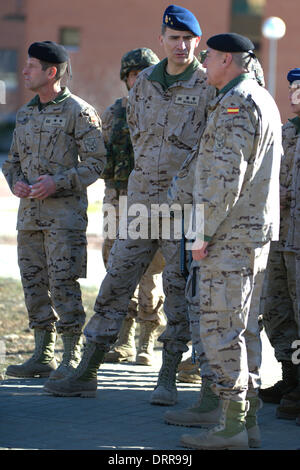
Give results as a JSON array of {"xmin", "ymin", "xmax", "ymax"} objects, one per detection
[
  {"xmin": 163, "ymin": 4, "xmax": 202, "ymax": 37},
  {"xmin": 207, "ymin": 33, "xmax": 255, "ymax": 53},
  {"xmin": 28, "ymin": 41, "xmax": 69, "ymax": 64}
]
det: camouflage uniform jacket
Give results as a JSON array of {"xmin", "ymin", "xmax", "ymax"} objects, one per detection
[
  {"xmin": 3, "ymin": 88, "xmax": 106, "ymax": 230},
  {"xmin": 193, "ymin": 74, "xmax": 282, "ymax": 243},
  {"xmin": 101, "ymin": 96, "xmax": 133, "ymax": 189},
  {"xmin": 126, "ymin": 61, "xmax": 215, "ymax": 213},
  {"xmin": 284, "ymin": 118, "xmax": 300, "ymax": 251}
]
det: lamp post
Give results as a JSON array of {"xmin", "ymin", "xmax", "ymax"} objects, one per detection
[{"xmin": 262, "ymin": 16, "xmax": 286, "ymax": 98}]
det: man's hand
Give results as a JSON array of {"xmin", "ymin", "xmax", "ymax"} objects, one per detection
[
  {"xmin": 30, "ymin": 175, "xmax": 56, "ymax": 200},
  {"xmin": 13, "ymin": 181, "xmax": 32, "ymax": 198},
  {"xmin": 192, "ymin": 239, "xmax": 209, "ymax": 260}
]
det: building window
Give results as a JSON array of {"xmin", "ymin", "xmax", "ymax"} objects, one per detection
[
  {"xmin": 59, "ymin": 27, "xmax": 80, "ymax": 52},
  {"xmin": 231, "ymin": 0, "xmax": 266, "ymax": 53},
  {"xmin": 0, "ymin": 49, "xmax": 18, "ymax": 90}
]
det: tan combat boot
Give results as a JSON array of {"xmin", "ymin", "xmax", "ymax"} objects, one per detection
[
  {"xmin": 44, "ymin": 342, "xmax": 105, "ymax": 398},
  {"xmin": 180, "ymin": 399, "xmax": 249, "ymax": 450},
  {"xmin": 177, "ymin": 356, "xmax": 201, "ymax": 384},
  {"xmin": 104, "ymin": 317, "xmax": 136, "ymax": 363},
  {"xmin": 246, "ymin": 396, "xmax": 263, "ymax": 448},
  {"xmin": 48, "ymin": 333, "xmax": 82, "ymax": 380},
  {"xmin": 150, "ymin": 349, "xmax": 182, "ymax": 405},
  {"xmin": 136, "ymin": 320, "xmax": 160, "ymax": 366},
  {"xmin": 164, "ymin": 379, "xmax": 220, "ymax": 427},
  {"xmin": 6, "ymin": 329, "xmax": 57, "ymax": 378}
]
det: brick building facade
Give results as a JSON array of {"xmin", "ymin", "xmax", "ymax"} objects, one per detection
[{"xmin": 0, "ymin": 0, "xmax": 298, "ymax": 127}]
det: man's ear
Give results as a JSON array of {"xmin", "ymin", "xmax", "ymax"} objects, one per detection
[
  {"xmin": 47, "ymin": 66, "xmax": 57, "ymax": 80},
  {"xmin": 195, "ymin": 36, "xmax": 201, "ymax": 48}
]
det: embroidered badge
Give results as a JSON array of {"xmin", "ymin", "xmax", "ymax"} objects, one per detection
[
  {"xmin": 214, "ymin": 131, "xmax": 226, "ymax": 149},
  {"xmin": 175, "ymin": 94, "xmax": 200, "ymax": 106},
  {"xmin": 44, "ymin": 116, "xmax": 66, "ymax": 127},
  {"xmin": 84, "ymin": 137, "xmax": 98, "ymax": 152}
]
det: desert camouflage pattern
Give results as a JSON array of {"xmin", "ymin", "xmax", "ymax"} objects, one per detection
[
  {"xmin": 102, "ymin": 189, "xmax": 165, "ymax": 325},
  {"xmin": 261, "ymin": 120, "xmax": 300, "ymax": 356},
  {"xmin": 84, "ymin": 218, "xmax": 190, "ymax": 353},
  {"xmin": 101, "ymin": 95, "xmax": 165, "ymax": 325},
  {"xmin": 193, "ymin": 76, "xmax": 282, "ymax": 242},
  {"xmin": 17, "ymin": 229, "xmax": 87, "ymax": 333},
  {"xmin": 3, "ymin": 88, "xmax": 106, "ymax": 230},
  {"xmin": 3, "ymin": 89, "xmax": 106, "ymax": 333},
  {"xmin": 284, "ymin": 121, "xmax": 300, "ymax": 252},
  {"xmin": 126, "ymin": 62, "xmax": 215, "ymax": 212},
  {"xmin": 261, "ymin": 248, "xmax": 299, "ymax": 361},
  {"xmin": 190, "ymin": 76, "xmax": 282, "ymax": 400},
  {"xmin": 197, "ymin": 241, "xmax": 270, "ymax": 400},
  {"xmin": 83, "ymin": 62, "xmax": 214, "ymax": 353}
]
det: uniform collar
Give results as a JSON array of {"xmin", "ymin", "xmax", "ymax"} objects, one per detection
[
  {"xmin": 148, "ymin": 57, "xmax": 200, "ymax": 90},
  {"xmin": 28, "ymin": 87, "xmax": 71, "ymax": 109},
  {"xmin": 289, "ymin": 116, "xmax": 300, "ymax": 134},
  {"xmin": 218, "ymin": 73, "xmax": 251, "ymax": 96}
]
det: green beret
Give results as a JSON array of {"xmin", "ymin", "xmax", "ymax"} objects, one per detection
[
  {"xmin": 207, "ymin": 33, "xmax": 255, "ymax": 53},
  {"xmin": 28, "ymin": 41, "xmax": 69, "ymax": 63}
]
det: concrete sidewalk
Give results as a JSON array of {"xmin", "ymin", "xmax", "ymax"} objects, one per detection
[{"xmin": 1, "ymin": 172, "xmax": 300, "ymax": 451}]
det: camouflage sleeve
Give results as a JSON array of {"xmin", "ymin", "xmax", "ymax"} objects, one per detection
[
  {"xmin": 2, "ymin": 128, "xmax": 27, "ymax": 193},
  {"xmin": 168, "ymin": 146, "xmax": 198, "ymax": 206},
  {"xmin": 281, "ymin": 123, "xmax": 295, "ymax": 190},
  {"xmin": 101, "ymin": 104, "xmax": 115, "ymax": 146},
  {"xmin": 126, "ymin": 82, "xmax": 140, "ymax": 151},
  {"xmin": 194, "ymin": 101, "xmax": 257, "ymax": 240},
  {"xmin": 52, "ymin": 106, "xmax": 107, "ymax": 192}
]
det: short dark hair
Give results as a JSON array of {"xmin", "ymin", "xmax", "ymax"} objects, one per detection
[{"xmin": 39, "ymin": 60, "xmax": 68, "ymax": 81}]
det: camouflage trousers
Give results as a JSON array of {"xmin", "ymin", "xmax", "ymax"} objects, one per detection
[
  {"xmin": 260, "ymin": 244, "xmax": 299, "ymax": 362},
  {"xmin": 102, "ymin": 186, "xmax": 165, "ymax": 325},
  {"xmin": 187, "ymin": 241, "xmax": 270, "ymax": 401},
  {"xmin": 17, "ymin": 229, "xmax": 87, "ymax": 334},
  {"xmin": 84, "ymin": 217, "xmax": 190, "ymax": 353}
]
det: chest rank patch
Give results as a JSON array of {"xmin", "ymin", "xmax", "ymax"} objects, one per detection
[
  {"xmin": 44, "ymin": 116, "xmax": 66, "ymax": 127},
  {"xmin": 227, "ymin": 107, "xmax": 239, "ymax": 114},
  {"xmin": 175, "ymin": 94, "xmax": 200, "ymax": 106}
]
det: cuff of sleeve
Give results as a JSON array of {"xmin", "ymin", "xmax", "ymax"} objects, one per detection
[{"xmin": 52, "ymin": 174, "xmax": 69, "ymax": 192}]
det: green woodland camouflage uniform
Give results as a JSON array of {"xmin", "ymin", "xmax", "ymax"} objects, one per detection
[
  {"xmin": 3, "ymin": 88, "xmax": 106, "ymax": 333},
  {"xmin": 191, "ymin": 74, "xmax": 282, "ymax": 401},
  {"xmin": 101, "ymin": 95, "xmax": 165, "ymax": 325},
  {"xmin": 84, "ymin": 58, "xmax": 215, "ymax": 356},
  {"xmin": 261, "ymin": 119, "xmax": 300, "ymax": 362}
]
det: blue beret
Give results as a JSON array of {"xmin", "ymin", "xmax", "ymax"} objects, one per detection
[
  {"xmin": 163, "ymin": 5, "xmax": 202, "ymax": 37},
  {"xmin": 28, "ymin": 41, "xmax": 69, "ymax": 64},
  {"xmin": 207, "ymin": 33, "xmax": 255, "ymax": 53},
  {"xmin": 287, "ymin": 68, "xmax": 300, "ymax": 84}
]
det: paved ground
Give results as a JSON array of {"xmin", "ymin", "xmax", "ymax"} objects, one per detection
[{"xmin": 1, "ymin": 170, "xmax": 300, "ymax": 451}]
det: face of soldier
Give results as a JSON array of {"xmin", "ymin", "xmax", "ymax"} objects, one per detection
[
  {"xmin": 159, "ymin": 27, "xmax": 200, "ymax": 74},
  {"xmin": 126, "ymin": 69, "xmax": 140, "ymax": 90},
  {"xmin": 23, "ymin": 57, "xmax": 56, "ymax": 92},
  {"xmin": 203, "ymin": 48, "xmax": 228, "ymax": 89},
  {"xmin": 289, "ymin": 82, "xmax": 300, "ymax": 116}
]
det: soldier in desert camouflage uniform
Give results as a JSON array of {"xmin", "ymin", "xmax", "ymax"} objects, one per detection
[
  {"xmin": 259, "ymin": 70, "xmax": 300, "ymax": 406},
  {"xmin": 101, "ymin": 48, "xmax": 166, "ymax": 367},
  {"xmin": 269, "ymin": 69, "xmax": 300, "ymax": 424},
  {"xmin": 3, "ymin": 41, "xmax": 106, "ymax": 380},
  {"xmin": 44, "ymin": 5, "xmax": 215, "ymax": 402},
  {"xmin": 170, "ymin": 33, "xmax": 282, "ymax": 450}
]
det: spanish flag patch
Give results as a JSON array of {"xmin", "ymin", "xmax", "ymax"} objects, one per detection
[{"xmin": 227, "ymin": 107, "xmax": 239, "ymax": 114}]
